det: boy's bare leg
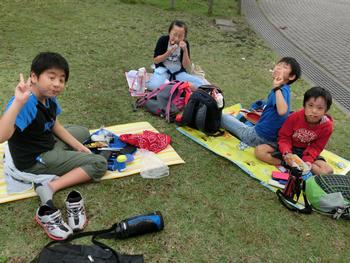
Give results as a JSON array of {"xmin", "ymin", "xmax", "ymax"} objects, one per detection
[
  {"xmin": 255, "ymin": 144, "xmax": 282, "ymax": 166},
  {"xmin": 48, "ymin": 167, "xmax": 91, "ymax": 193},
  {"xmin": 311, "ymin": 160, "xmax": 333, "ymax": 175}
]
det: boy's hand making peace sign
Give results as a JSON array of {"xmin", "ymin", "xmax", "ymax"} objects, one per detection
[{"xmin": 14, "ymin": 73, "xmax": 31, "ymax": 105}]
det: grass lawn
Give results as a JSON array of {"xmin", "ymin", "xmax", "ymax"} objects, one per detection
[{"xmin": 1, "ymin": 0, "xmax": 350, "ymax": 262}]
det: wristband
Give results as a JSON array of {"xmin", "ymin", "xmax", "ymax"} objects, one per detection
[{"xmin": 273, "ymin": 86, "xmax": 282, "ymax": 92}]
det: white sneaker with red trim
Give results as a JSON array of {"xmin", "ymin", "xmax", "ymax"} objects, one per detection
[
  {"xmin": 35, "ymin": 205, "xmax": 73, "ymax": 240},
  {"xmin": 65, "ymin": 190, "xmax": 88, "ymax": 232}
]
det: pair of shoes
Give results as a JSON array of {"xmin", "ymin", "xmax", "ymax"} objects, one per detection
[{"xmin": 35, "ymin": 190, "xmax": 88, "ymax": 240}]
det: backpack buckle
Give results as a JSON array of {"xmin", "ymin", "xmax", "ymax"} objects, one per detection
[{"xmin": 333, "ymin": 208, "xmax": 345, "ymax": 220}]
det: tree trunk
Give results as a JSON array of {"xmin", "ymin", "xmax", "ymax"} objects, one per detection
[
  {"xmin": 170, "ymin": 0, "xmax": 175, "ymax": 10},
  {"xmin": 208, "ymin": 0, "xmax": 214, "ymax": 16}
]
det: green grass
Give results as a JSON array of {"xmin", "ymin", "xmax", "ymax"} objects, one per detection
[{"xmin": 1, "ymin": 0, "xmax": 350, "ymax": 262}]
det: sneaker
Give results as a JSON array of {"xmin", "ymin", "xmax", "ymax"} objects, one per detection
[
  {"xmin": 65, "ymin": 190, "xmax": 88, "ymax": 232},
  {"xmin": 35, "ymin": 205, "xmax": 73, "ymax": 240}
]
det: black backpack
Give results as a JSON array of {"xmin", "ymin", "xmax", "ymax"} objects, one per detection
[{"xmin": 179, "ymin": 85, "xmax": 224, "ymax": 135}]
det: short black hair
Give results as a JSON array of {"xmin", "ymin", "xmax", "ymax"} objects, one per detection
[
  {"xmin": 303, "ymin": 86, "xmax": 332, "ymax": 111},
  {"xmin": 277, "ymin": 57, "xmax": 301, "ymax": 85},
  {"xmin": 168, "ymin": 20, "xmax": 188, "ymax": 38},
  {"xmin": 31, "ymin": 52, "xmax": 69, "ymax": 81}
]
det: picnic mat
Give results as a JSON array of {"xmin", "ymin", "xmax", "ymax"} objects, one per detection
[
  {"xmin": 177, "ymin": 104, "xmax": 350, "ymax": 205},
  {"xmin": 0, "ymin": 122, "xmax": 185, "ymax": 204}
]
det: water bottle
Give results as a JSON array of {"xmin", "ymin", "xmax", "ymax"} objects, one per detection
[
  {"xmin": 114, "ymin": 211, "xmax": 164, "ymax": 239},
  {"xmin": 136, "ymin": 67, "xmax": 146, "ymax": 94}
]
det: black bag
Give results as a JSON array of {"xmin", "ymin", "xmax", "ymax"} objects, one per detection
[
  {"xmin": 276, "ymin": 167, "xmax": 312, "ymax": 214},
  {"xmin": 179, "ymin": 85, "xmax": 224, "ymax": 135},
  {"xmin": 32, "ymin": 224, "xmax": 144, "ymax": 263}
]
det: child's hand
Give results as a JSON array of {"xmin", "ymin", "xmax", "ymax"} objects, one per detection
[
  {"xmin": 75, "ymin": 144, "xmax": 92, "ymax": 154},
  {"xmin": 179, "ymin": 41, "xmax": 187, "ymax": 50},
  {"xmin": 273, "ymin": 74, "xmax": 285, "ymax": 89},
  {"xmin": 305, "ymin": 161, "xmax": 312, "ymax": 172},
  {"xmin": 272, "ymin": 66, "xmax": 288, "ymax": 89},
  {"xmin": 14, "ymin": 73, "xmax": 31, "ymax": 105},
  {"xmin": 167, "ymin": 44, "xmax": 178, "ymax": 55}
]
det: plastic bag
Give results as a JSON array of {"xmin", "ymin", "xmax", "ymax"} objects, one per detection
[{"xmin": 139, "ymin": 149, "xmax": 169, "ymax": 179}]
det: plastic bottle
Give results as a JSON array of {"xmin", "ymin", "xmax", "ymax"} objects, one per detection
[
  {"xmin": 136, "ymin": 67, "xmax": 146, "ymax": 94},
  {"xmin": 139, "ymin": 149, "xmax": 169, "ymax": 179}
]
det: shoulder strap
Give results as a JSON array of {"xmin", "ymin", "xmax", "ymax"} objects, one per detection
[
  {"xmin": 44, "ymin": 223, "xmax": 118, "ymax": 248},
  {"xmin": 167, "ymin": 69, "xmax": 185, "ymax": 81},
  {"xmin": 42, "ymin": 224, "xmax": 144, "ymax": 263},
  {"xmin": 195, "ymin": 104, "xmax": 208, "ymax": 133},
  {"xmin": 180, "ymin": 99, "xmax": 196, "ymax": 125},
  {"xmin": 181, "ymin": 82, "xmax": 192, "ymax": 105},
  {"xmin": 136, "ymin": 82, "xmax": 173, "ymax": 108},
  {"xmin": 276, "ymin": 181, "xmax": 312, "ymax": 214},
  {"xmin": 165, "ymin": 81, "xmax": 184, "ymax": 122}
]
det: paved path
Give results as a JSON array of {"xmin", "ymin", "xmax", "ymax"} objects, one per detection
[{"xmin": 242, "ymin": 0, "xmax": 350, "ymax": 114}]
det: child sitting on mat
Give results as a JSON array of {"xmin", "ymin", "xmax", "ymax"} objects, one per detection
[
  {"xmin": 221, "ymin": 57, "xmax": 301, "ymax": 147},
  {"xmin": 147, "ymin": 20, "xmax": 206, "ymax": 90},
  {"xmin": 255, "ymin": 87, "xmax": 334, "ymax": 175},
  {"xmin": 3, "ymin": 52, "xmax": 107, "ymax": 240}
]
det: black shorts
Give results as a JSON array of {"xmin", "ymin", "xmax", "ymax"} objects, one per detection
[{"xmin": 271, "ymin": 146, "xmax": 326, "ymax": 162}]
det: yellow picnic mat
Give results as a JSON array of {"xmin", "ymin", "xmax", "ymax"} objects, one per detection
[
  {"xmin": 0, "ymin": 122, "xmax": 185, "ymax": 204},
  {"xmin": 177, "ymin": 104, "xmax": 350, "ymax": 201}
]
